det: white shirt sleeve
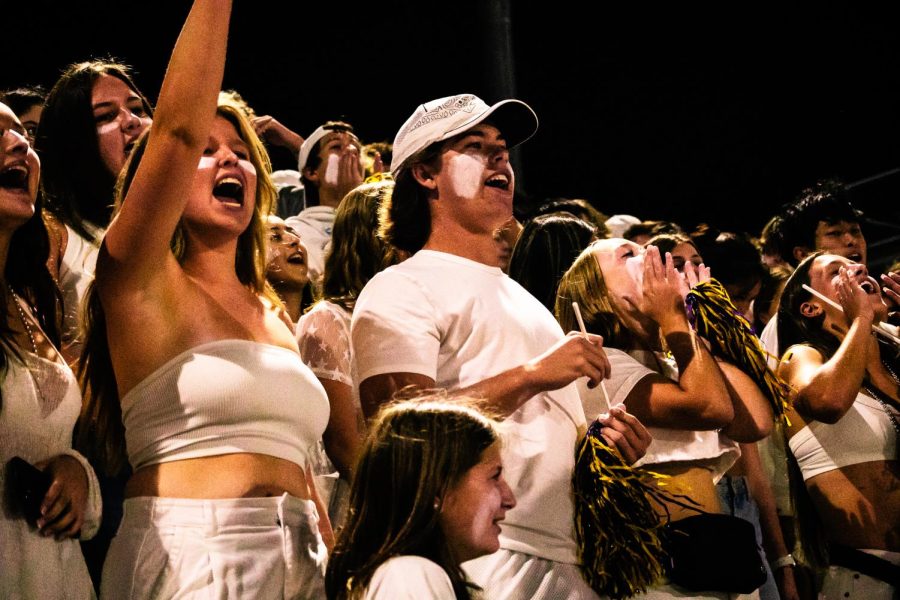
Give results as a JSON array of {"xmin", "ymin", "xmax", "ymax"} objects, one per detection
[
  {"xmin": 296, "ymin": 304, "xmax": 352, "ymax": 386},
  {"xmin": 578, "ymin": 347, "xmax": 656, "ymax": 420},
  {"xmin": 364, "ymin": 556, "xmax": 457, "ymax": 600},
  {"xmin": 351, "ymin": 271, "xmax": 442, "ymax": 383}
]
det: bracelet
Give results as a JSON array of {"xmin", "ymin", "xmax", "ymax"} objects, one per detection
[{"xmin": 770, "ymin": 554, "xmax": 796, "ymax": 569}]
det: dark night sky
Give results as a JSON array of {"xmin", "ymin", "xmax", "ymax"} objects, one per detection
[{"xmin": 5, "ymin": 2, "xmax": 900, "ymax": 254}]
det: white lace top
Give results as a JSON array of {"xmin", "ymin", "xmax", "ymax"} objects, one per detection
[{"xmin": 296, "ymin": 300, "xmax": 353, "ymax": 388}]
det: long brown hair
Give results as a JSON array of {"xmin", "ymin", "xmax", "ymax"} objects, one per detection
[
  {"xmin": 325, "ymin": 397, "xmax": 499, "ymax": 600},
  {"xmin": 36, "ymin": 59, "xmax": 153, "ymax": 244},
  {"xmin": 76, "ymin": 97, "xmax": 277, "ymax": 475},
  {"xmin": 321, "ymin": 179, "xmax": 400, "ymax": 311}
]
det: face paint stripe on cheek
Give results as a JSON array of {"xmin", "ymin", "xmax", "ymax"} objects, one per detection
[
  {"xmin": 448, "ymin": 154, "xmax": 485, "ymax": 199},
  {"xmin": 96, "ymin": 121, "xmax": 120, "ymax": 135},
  {"xmin": 324, "ymin": 154, "xmax": 340, "ymax": 186},
  {"xmin": 238, "ymin": 159, "xmax": 256, "ymax": 176}
]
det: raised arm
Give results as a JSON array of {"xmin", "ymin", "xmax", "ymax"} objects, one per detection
[
  {"xmin": 622, "ymin": 248, "xmax": 734, "ymax": 429},
  {"xmin": 777, "ymin": 269, "xmax": 875, "ymax": 424},
  {"xmin": 102, "ymin": 0, "xmax": 232, "ymax": 285}
]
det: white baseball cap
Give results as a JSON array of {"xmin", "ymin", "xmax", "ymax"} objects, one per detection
[
  {"xmin": 297, "ymin": 123, "xmax": 358, "ymax": 173},
  {"xmin": 390, "ymin": 93, "xmax": 539, "ymax": 176}
]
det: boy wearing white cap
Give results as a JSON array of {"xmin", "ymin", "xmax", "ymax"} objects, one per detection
[
  {"xmin": 285, "ymin": 121, "xmax": 364, "ymax": 288},
  {"xmin": 351, "ymin": 93, "xmax": 649, "ymax": 598}
]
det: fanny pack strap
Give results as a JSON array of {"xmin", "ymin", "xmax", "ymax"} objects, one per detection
[{"xmin": 829, "ymin": 545, "xmax": 900, "ymax": 586}]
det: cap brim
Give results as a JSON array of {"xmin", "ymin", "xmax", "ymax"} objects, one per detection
[
  {"xmin": 476, "ymin": 99, "xmax": 539, "ymax": 150},
  {"xmin": 438, "ymin": 98, "xmax": 539, "ymax": 150}
]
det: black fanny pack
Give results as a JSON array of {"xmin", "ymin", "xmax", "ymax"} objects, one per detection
[{"xmin": 662, "ymin": 512, "xmax": 767, "ymax": 594}]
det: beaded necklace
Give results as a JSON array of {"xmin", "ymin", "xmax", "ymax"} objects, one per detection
[
  {"xmin": 7, "ymin": 284, "xmax": 47, "ymax": 404},
  {"xmin": 863, "ymin": 356, "xmax": 900, "ymax": 443}
]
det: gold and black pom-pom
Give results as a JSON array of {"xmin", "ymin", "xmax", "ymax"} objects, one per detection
[
  {"xmin": 685, "ymin": 279, "xmax": 791, "ymax": 420},
  {"xmin": 573, "ymin": 420, "xmax": 670, "ymax": 599}
]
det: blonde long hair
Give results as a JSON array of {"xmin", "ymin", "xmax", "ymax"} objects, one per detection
[
  {"xmin": 76, "ymin": 96, "xmax": 277, "ymax": 475},
  {"xmin": 555, "ymin": 244, "xmax": 638, "ymax": 349}
]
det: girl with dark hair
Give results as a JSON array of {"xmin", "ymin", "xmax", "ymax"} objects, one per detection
[
  {"xmin": 296, "ymin": 178, "xmax": 404, "ymax": 527},
  {"xmin": 325, "ymin": 398, "xmax": 516, "ymax": 599},
  {"xmin": 0, "ymin": 101, "xmax": 101, "ymax": 597},
  {"xmin": 77, "ymin": 2, "xmax": 331, "ymax": 596},
  {"xmin": 35, "ymin": 58, "xmax": 152, "ymax": 360},
  {"xmin": 776, "ymin": 253, "xmax": 899, "ymax": 599},
  {"xmin": 507, "ymin": 213, "xmax": 598, "ymax": 312}
]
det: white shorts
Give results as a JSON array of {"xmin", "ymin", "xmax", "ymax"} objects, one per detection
[
  {"xmin": 463, "ymin": 548, "xmax": 601, "ymax": 600},
  {"xmin": 100, "ymin": 493, "xmax": 327, "ymax": 599}
]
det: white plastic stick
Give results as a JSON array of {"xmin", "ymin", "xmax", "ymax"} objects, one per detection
[
  {"xmin": 572, "ymin": 302, "xmax": 612, "ymax": 407},
  {"xmin": 802, "ymin": 283, "xmax": 900, "ymax": 346}
]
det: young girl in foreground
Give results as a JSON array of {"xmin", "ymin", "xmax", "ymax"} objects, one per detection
[{"xmin": 326, "ymin": 399, "xmax": 516, "ymax": 599}]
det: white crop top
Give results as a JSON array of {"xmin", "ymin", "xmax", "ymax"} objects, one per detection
[
  {"xmin": 122, "ymin": 339, "xmax": 330, "ymax": 471},
  {"xmin": 577, "ymin": 348, "xmax": 739, "ymax": 482},
  {"xmin": 788, "ymin": 390, "xmax": 898, "ymax": 481}
]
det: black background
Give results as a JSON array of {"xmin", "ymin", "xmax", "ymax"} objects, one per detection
[{"xmin": 5, "ymin": 2, "xmax": 900, "ymax": 257}]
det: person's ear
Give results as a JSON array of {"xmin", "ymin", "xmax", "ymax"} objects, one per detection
[
  {"xmin": 412, "ymin": 163, "xmax": 438, "ymax": 190},
  {"xmin": 302, "ymin": 163, "xmax": 320, "ymax": 184},
  {"xmin": 800, "ymin": 300, "xmax": 823, "ymax": 318},
  {"xmin": 793, "ymin": 246, "xmax": 811, "ymax": 264}
]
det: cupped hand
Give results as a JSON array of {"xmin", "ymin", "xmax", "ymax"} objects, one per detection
[
  {"xmin": 641, "ymin": 246, "xmax": 687, "ymax": 326},
  {"xmin": 880, "ymin": 271, "xmax": 900, "ymax": 309},
  {"xmin": 835, "ymin": 266, "xmax": 875, "ymax": 326}
]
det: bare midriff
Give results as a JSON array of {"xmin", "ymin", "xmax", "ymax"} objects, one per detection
[
  {"xmin": 124, "ymin": 453, "xmax": 312, "ymax": 500},
  {"xmin": 646, "ymin": 462, "xmax": 722, "ymax": 522},
  {"xmin": 807, "ymin": 460, "xmax": 900, "ymax": 551}
]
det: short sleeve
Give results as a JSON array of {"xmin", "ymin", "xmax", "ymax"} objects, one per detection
[
  {"xmin": 351, "ymin": 271, "xmax": 441, "ymax": 383},
  {"xmin": 578, "ymin": 347, "xmax": 656, "ymax": 420},
  {"xmin": 296, "ymin": 304, "xmax": 352, "ymax": 386},
  {"xmin": 364, "ymin": 556, "xmax": 456, "ymax": 600}
]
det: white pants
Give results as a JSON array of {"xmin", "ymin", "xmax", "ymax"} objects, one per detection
[
  {"xmin": 463, "ymin": 548, "xmax": 601, "ymax": 600},
  {"xmin": 820, "ymin": 550, "xmax": 899, "ymax": 600},
  {"xmin": 100, "ymin": 494, "xmax": 327, "ymax": 599}
]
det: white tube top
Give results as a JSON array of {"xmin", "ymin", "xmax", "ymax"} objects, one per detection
[
  {"xmin": 788, "ymin": 391, "xmax": 898, "ymax": 481},
  {"xmin": 122, "ymin": 339, "xmax": 330, "ymax": 471}
]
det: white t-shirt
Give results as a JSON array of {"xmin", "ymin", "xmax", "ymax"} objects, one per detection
[
  {"xmin": 577, "ymin": 348, "xmax": 739, "ymax": 482},
  {"xmin": 58, "ymin": 223, "xmax": 103, "ymax": 348},
  {"xmin": 352, "ymin": 250, "xmax": 586, "ymax": 564},
  {"xmin": 364, "ymin": 556, "xmax": 455, "ymax": 599},
  {"xmin": 758, "ymin": 317, "xmax": 780, "ymax": 370}
]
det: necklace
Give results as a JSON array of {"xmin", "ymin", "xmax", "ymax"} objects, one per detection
[
  {"xmin": 864, "ymin": 356, "xmax": 900, "ymax": 443},
  {"xmin": 7, "ymin": 284, "xmax": 38, "ymax": 355},
  {"xmin": 7, "ymin": 284, "xmax": 49, "ymax": 406}
]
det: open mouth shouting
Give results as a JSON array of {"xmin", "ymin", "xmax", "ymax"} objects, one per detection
[
  {"xmin": 286, "ymin": 249, "xmax": 306, "ymax": 266},
  {"xmin": 484, "ymin": 172, "xmax": 511, "ymax": 191},
  {"xmin": 0, "ymin": 163, "xmax": 30, "ymax": 194},
  {"xmin": 213, "ymin": 176, "xmax": 244, "ymax": 207},
  {"xmin": 858, "ymin": 277, "xmax": 878, "ymax": 294}
]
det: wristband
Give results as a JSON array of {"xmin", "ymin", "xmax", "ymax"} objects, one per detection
[{"xmin": 770, "ymin": 553, "xmax": 796, "ymax": 569}]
